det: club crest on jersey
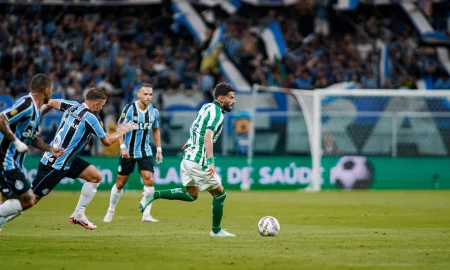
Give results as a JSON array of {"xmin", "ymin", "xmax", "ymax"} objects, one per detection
[
  {"xmin": 11, "ymin": 109, "xmax": 18, "ymax": 116},
  {"xmin": 15, "ymin": 180, "xmax": 24, "ymax": 190},
  {"xmin": 121, "ymin": 113, "xmax": 126, "ymax": 118},
  {"xmin": 42, "ymin": 188, "xmax": 50, "ymax": 195}
]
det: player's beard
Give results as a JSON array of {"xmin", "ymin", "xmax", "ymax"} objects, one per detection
[
  {"xmin": 140, "ymin": 100, "xmax": 150, "ymax": 107},
  {"xmin": 223, "ymin": 102, "xmax": 233, "ymax": 112}
]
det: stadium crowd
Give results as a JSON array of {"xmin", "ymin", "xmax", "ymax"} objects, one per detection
[{"xmin": 1, "ymin": 2, "xmax": 449, "ymax": 108}]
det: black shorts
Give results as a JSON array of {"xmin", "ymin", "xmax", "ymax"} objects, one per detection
[
  {"xmin": 32, "ymin": 157, "xmax": 91, "ymax": 197},
  {"xmin": 118, "ymin": 157, "xmax": 154, "ymax": 175},
  {"xmin": 0, "ymin": 168, "xmax": 31, "ymax": 197}
]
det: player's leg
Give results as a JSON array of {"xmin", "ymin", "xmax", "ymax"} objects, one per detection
[
  {"xmin": 138, "ymin": 160, "xmax": 198, "ymax": 213},
  {"xmin": 138, "ymin": 157, "xmax": 159, "ymax": 222},
  {"xmin": 0, "ymin": 169, "xmax": 35, "ymax": 213},
  {"xmin": 2, "ymin": 163, "xmax": 68, "ymax": 231},
  {"xmin": 208, "ymin": 184, "xmax": 234, "ymax": 237},
  {"xmin": 103, "ymin": 158, "xmax": 135, "ymax": 222},
  {"xmin": 0, "ymin": 169, "xmax": 36, "ymax": 231},
  {"xmin": 196, "ymin": 165, "xmax": 234, "ymax": 237},
  {"xmin": 67, "ymin": 158, "xmax": 100, "ymax": 230}
]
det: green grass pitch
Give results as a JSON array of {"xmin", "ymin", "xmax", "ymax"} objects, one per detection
[{"xmin": 1, "ymin": 191, "xmax": 449, "ymax": 270}]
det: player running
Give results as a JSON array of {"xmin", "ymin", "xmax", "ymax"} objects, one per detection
[
  {"xmin": 103, "ymin": 83, "xmax": 163, "ymax": 223},
  {"xmin": 139, "ymin": 83, "xmax": 236, "ymax": 237},
  {"xmin": 0, "ymin": 74, "xmax": 65, "ymax": 232},
  {"xmin": 5, "ymin": 88, "xmax": 135, "ymax": 230}
]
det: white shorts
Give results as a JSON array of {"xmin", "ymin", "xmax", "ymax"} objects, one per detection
[{"xmin": 180, "ymin": 159, "xmax": 222, "ymax": 191}]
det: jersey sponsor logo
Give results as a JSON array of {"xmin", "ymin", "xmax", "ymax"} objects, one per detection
[
  {"xmin": 132, "ymin": 116, "xmax": 138, "ymax": 121},
  {"xmin": 121, "ymin": 113, "xmax": 126, "ymax": 118},
  {"xmin": 15, "ymin": 180, "xmax": 24, "ymax": 190},
  {"xmin": 118, "ymin": 165, "xmax": 122, "ymax": 172},
  {"xmin": 150, "ymin": 116, "xmax": 155, "ymax": 121},
  {"xmin": 133, "ymin": 122, "xmax": 153, "ymax": 130},
  {"xmin": 63, "ymin": 118, "xmax": 80, "ymax": 129},
  {"xmin": 22, "ymin": 129, "xmax": 39, "ymax": 139},
  {"xmin": 67, "ymin": 110, "xmax": 83, "ymax": 122},
  {"xmin": 10, "ymin": 109, "xmax": 18, "ymax": 116}
]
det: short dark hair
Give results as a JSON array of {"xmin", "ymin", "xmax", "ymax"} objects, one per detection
[
  {"xmin": 30, "ymin": 74, "xmax": 51, "ymax": 93},
  {"xmin": 213, "ymin": 83, "xmax": 234, "ymax": 99},
  {"xmin": 86, "ymin": 87, "xmax": 107, "ymax": 100},
  {"xmin": 139, "ymin": 83, "xmax": 153, "ymax": 90}
]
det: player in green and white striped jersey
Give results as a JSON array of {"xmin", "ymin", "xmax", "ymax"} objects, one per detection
[{"xmin": 139, "ymin": 83, "xmax": 236, "ymax": 237}]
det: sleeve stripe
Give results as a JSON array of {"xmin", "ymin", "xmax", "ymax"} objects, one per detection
[
  {"xmin": 86, "ymin": 113, "xmax": 106, "ymax": 138},
  {"xmin": 118, "ymin": 104, "xmax": 133, "ymax": 124},
  {"xmin": 207, "ymin": 106, "xmax": 221, "ymax": 129},
  {"xmin": 3, "ymin": 99, "xmax": 33, "ymax": 121}
]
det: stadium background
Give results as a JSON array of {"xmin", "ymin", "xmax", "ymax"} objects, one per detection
[{"xmin": 1, "ymin": 0, "xmax": 450, "ymax": 191}]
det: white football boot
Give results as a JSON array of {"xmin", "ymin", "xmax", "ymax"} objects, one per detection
[
  {"xmin": 103, "ymin": 210, "xmax": 115, "ymax": 223},
  {"xmin": 142, "ymin": 215, "xmax": 159, "ymax": 222},
  {"xmin": 210, "ymin": 229, "xmax": 236, "ymax": 237},
  {"xmin": 70, "ymin": 213, "xmax": 97, "ymax": 230}
]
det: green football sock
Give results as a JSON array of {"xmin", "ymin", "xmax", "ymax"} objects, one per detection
[
  {"xmin": 154, "ymin": 188, "xmax": 197, "ymax": 202},
  {"xmin": 211, "ymin": 190, "xmax": 227, "ymax": 234}
]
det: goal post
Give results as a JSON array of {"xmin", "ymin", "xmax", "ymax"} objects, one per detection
[{"xmin": 249, "ymin": 84, "xmax": 450, "ymax": 191}]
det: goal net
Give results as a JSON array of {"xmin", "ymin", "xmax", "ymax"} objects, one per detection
[{"xmin": 249, "ymin": 85, "xmax": 450, "ymax": 191}]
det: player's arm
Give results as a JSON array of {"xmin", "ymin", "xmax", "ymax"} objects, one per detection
[
  {"xmin": 117, "ymin": 105, "xmax": 132, "ymax": 157},
  {"xmin": 85, "ymin": 113, "xmax": 134, "ymax": 147},
  {"xmin": 119, "ymin": 135, "xmax": 130, "ymax": 158},
  {"xmin": 152, "ymin": 127, "xmax": 163, "ymax": 164},
  {"xmin": 41, "ymin": 99, "xmax": 79, "ymax": 115},
  {"xmin": 41, "ymin": 99, "xmax": 61, "ymax": 115},
  {"xmin": 101, "ymin": 127, "xmax": 133, "ymax": 147},
  {"xmin": 32, "ymin": 136, "xmax": 65, "ymax": 157},
  {"xmin": 204, "ymin": 129, "xmax": 215, "ymax": 176},
  {"xmin": 0, "ymin": 113, "xmax": 28, "ymax": 152},
  {"xmin": 152, "ymin": 109, "xmax": 163, "ymax": 164},
  {"xmin": 0, "ymin": 99, "xmax": 33, "ymax": 153},
  {"xmin": 204, "ymin": 107, "xmax": 221, "ymax": 176}
]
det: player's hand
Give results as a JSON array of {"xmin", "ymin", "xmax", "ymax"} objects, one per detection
[
  {"xmin": 118, "ymin": 120, "xmax": 135, "ymax": 133},
  {"xmin": 206, "ymin": 163, "xmax": 215, "ymax": 177},
  {"xmin": 182, "ymin": 142, "xmax": 188, "ymax": 150},
  {"xmin": 50, "ymin": 146, "xmax": 66, "ymax": 158},
  {"xmin": 156, "ymin": 152, "xmax": 163, "ymax": 164},
  {"xmin": 121, "ymin": 148, "xmax": 130, "ymax": 159},
  {"xmin": 13, "ymin": 139, "xmax": 28, "ymax": 153}
]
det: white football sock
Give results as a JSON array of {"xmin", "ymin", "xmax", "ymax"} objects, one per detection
[
  {"xmin": 142, "ymin": 186, "xmax": 154, "ymax": 216},
  {"xmin": 0, "ymin": 199, "xmax": 23, "ymax": 217},
  {"xmin": 108, "ymin": 184, "xmax": 123, "ymax": 212},
  {"xmin": 6, "ymin": 212, "xmax": 22, "ymax": 222},
  {"xmin": 74, "ymin": 182, "xmax": 100, "ymax": 215}
]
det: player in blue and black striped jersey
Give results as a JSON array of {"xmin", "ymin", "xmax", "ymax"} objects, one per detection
[
  {"xmin": 103, "ymin": 83, "xmax": 163, "ymax": 223},
  {"xmin": 4, "ymin": 88, "xmax": 135, "ymax": 230},
  {"xmin": 0, "ymin": 74, "xmax": 65, "ymax": 232}
]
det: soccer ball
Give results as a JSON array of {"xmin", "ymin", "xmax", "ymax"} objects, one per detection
[
  {"xmin": 258, "ymin": 216, "xmax": 280, "ymax": 236},
  {"xmin": 330, "ymin": 156, "xmax": 374, "ymax": 190}
]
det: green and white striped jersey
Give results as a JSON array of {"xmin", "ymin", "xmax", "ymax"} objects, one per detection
[{"xmin": 183, "ymin": 100, "xmax": 224, "ymax": 165}]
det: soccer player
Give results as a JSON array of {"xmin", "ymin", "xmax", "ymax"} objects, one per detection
[
  {"xmin": 139, "ymin": 83, "xmax": 236, "ymax": 237},
  {"xmin": 0, "ymin": 74, "xmax": 65, "ymax": 232},
  {"xmin": 11, "ymin": 88, "xmax": 134, "ymax": 230},
  {"xmin": 103, "ymin": 84, "xmax": 163, "ymax": 223}
]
